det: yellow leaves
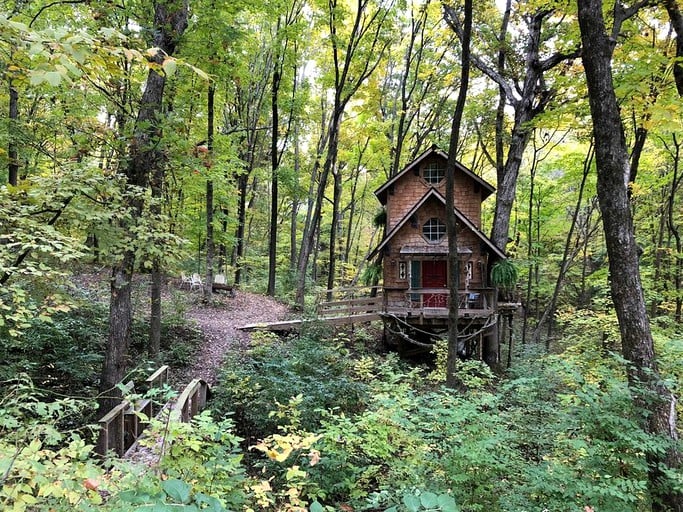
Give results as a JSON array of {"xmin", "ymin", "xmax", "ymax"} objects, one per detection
[
  {"xmin": 252, "ymin": 432, "xmax": 321, "ymax": 462},
  {"xmin": 250, "ymin": 429, "xmax": 323, "ymax": 510}
]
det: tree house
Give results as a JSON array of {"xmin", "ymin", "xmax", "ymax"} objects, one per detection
[{"xmin": 369, "ymin": 146, "xmax": 506, "ymax": 357}]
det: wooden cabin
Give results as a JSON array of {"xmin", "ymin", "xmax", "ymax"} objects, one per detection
[{"xmin": 369, "ymin": 146, "xmax": 506, "ymax": 358}]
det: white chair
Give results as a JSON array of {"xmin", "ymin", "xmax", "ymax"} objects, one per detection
[
  {"xmin": 190, "ymin": 273, "xmax": 203, "ymax": 289},
  {"xmin": 180, "ymin": 273, "xmax": 192, "ymax": 289},
  {"xmin": 214, "ymin": 274, "xmax": 226, "ymax": 285}
]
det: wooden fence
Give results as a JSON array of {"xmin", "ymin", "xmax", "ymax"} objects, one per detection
[{"xmin": 96, "ymin": 366, "xmax": 209, "ymax": 458}]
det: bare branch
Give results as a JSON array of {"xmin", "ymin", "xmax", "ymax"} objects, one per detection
[{"xmin": 442, "ymin": 3, "xmax": 520, "ymax": 106}]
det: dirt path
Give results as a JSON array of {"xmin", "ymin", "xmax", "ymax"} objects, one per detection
[{"xmin": 174, "ymin": 291, "xmax": 291, "ymax": 386}]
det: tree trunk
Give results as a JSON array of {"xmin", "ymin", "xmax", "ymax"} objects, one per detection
[
  {"xmin": 100, "ymin": 0, "xmax": 188, "ymax": 415},
  {"xmin": 268, "ymin": 64, "xmax": 281, "ymax": 296},
  {"xmin": 204, "ymin": 179, "xmax": 214, "ymax": 299},
  {"xmin": 296, "ymin": 128, "xmax": 336, "ymax": 305},
  {"xmin": 444, "ymin": 0, "xmax": 471, "ymax": 386},
  {"xmin": 532, "ymin": 145, "xmax": 593, "ymax": 342},
  {"xmin": 233, "ymin": 172, "xmax": 248, "ymax": 285},
  {"xmin": 577, "ymin": 2, "xmax": 683, "ymax": 509},
  {"xmin": 204, "ymin": 85, "xmax": 215, "ymax": 300},
  {"xmin": 149, "ymin": 260, "xmax": 162, "ymax": 359},
  {"xmin": 326, "ymin": 167, "xmax": 342, "ymax": 298},
  {"xmin": 665, "ymin": 136, "xmax": 682, "ymax": 323},
  {"xmin": 8, "ymin": 80, "xmax": 19, "ymax": 186}
]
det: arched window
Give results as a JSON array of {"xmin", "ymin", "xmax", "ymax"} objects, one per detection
[{"xmin": 423, "ymin": 218, "xmax": 446, "ymax": 242}]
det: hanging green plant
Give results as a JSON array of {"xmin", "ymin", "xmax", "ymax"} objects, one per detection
[
  {"xmin": 373, "ymin": 208, "xmax": 387, "ymax": 227},
  {"xmin": 490, "ymin": 260, "xmax": 518, "ymax": 291},
  {"xmin": 362, "ymin": 262, "xmax": 382, "ymax": 285}
]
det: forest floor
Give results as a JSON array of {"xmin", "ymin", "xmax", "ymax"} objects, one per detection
[
  {"xmin": 72, "ymin": 266, "xmax": 293, "ymax": 389},
  {"xmin": 173, "ymin": 289, "xmax": 291, "ymax": 386}
]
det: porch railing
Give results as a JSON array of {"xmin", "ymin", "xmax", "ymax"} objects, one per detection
[{"xmin": 402, "ymin": 288, "xmax": 496, "ymax": 312}]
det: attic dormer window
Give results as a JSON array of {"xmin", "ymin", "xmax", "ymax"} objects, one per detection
[
  {"xmin": 423, "ymin": 162, "xmax": 445, "ymax": 184},
  {"xmin": 423, "ymin": 218, "xmax": 446, "ymax": 242}
]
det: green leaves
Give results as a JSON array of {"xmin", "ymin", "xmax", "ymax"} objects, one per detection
[
  {"xmin": 394, "ymin": 491, "xmax": 458, "ymax": 512},
  {"xmin": 161, "ymin": 479, "xmax": 191, "ymax": 504},
  {"xmin": 490, "ymin": 260, "xmax": 519, "ymax": 290}
]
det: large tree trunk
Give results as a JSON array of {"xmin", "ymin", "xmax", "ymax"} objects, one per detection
[
  {"xmin": 99, "ymin": 0, "xmax": 188, "ymax": 415},
  {"xmin": 577, "ymin": 2, "xmax": 682, "ymax": 509}
]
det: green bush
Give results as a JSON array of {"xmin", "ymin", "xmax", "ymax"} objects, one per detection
[
  {"xmin": 0, "ymin": 302, "xmax": 107, "ymax": 394},
  {"xmin": 211, "ymin": 331, "xmax": 370, "ymax": 442}
]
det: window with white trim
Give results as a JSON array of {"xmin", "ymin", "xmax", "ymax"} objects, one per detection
[
  {"xmin": 422, "ymin": 218, "xmax": 446, "ymax": 242},
  {"xmin": 423, "ymin": 162, "xmax": 445, "ymax": 184}
]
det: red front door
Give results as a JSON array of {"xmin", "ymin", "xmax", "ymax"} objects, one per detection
[{"xmin": 422, "ymin": 260, "xmax": 448, "ymax": 307}]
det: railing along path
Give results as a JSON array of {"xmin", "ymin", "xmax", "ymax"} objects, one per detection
[{"xmin": 96, "ymin": 366, "xmax": 209, "ymax": 458}]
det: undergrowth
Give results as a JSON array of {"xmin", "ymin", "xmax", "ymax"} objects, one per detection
[{"xmin": 1, "ymin": 309, "xmax": 682, "ymax": 511}]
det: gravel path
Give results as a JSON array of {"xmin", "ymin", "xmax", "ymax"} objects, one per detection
[{"xmin": 174, "ymin": 290, "xmax": 291, "ymax": 386}]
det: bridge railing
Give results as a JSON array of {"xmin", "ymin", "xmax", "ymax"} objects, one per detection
[
  {"xmin": 96, "ymin": 366, "xmax": 209, "ymax": 458},
  {"xmin": 171, "ymin": 378, "xmax": 209, "ymax": 423},
  {"xmin": 317, "ymin": 286, "xmax": 383, "ymax": 319}
]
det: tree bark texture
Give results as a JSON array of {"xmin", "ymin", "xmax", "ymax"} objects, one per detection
[
  {"xmin": 665, "ymin": 0, "xmax": 683, "ymax": 97},
  {"xmin": 100, "ymin": 0, "xmax": 188, "ymax": 415},
  {"xmin": 577, "ymin": 2, "xmax": 682, "ymax": 509}
]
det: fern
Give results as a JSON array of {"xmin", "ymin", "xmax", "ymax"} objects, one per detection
[{"xmin": 490, "ymin": 260, "xmax": 518, "ymax": 290}]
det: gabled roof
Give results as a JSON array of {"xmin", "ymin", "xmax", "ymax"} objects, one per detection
[
  {"xmin": 368, "ymin": 188, "xmax": 506, "ymax": 261},
  {"xmin": 374, "ymin": 145, "xmax": 495, "ymax": 205}
]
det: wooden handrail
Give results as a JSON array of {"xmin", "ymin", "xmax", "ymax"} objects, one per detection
[
  {"xmin": 171, "ymin": 379, "xmax": 209, "ymax": 423},
  {"xmin": 96, "ymin": 401, "xmax": 129, "ymax": 457},
  {"xmin": 96, "ymin": 366, "xmax": 174, "ymax": 457},
  {"xmin": 404, "ymin": 288, "xmax": 495, "ymax": 310}
]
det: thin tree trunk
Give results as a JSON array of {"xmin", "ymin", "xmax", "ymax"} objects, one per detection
[
  {"xmin": 444, "ymin": 0, "xmax": 471, "ymax": 386},
  {"xmin": 233, "ymin": 172, "xmax": 248, "ymax": 285},
  {"xmin": 532, "ymin": 144, "xmax": 594, "ymax": 342},
  {"xmin": 204, "ymin": 84, "xmax": 215, "ymax": 300},
  {"xmin": 290, "ymin": 129, "xmax": 301, "ymax": 272},
  {"xmin": 664, "ymin": 135, "xmax": 682, "ymax": 322},
  {"xmin": 8, "ymin": 80, "xmax": 19, "ymax": 186},
  {"xmin": 268, "ymin": 64, "xmax": 281, "ymax": 296},
  {"xmin": 205, "ymin": 179, "xmax": 214, "ymax": 299},
  {"xmin": 577, "ymin": 2, "xmax": 683, "ymax": 508},
  {"xmin": 149, "ymin": 261, "xmax": 162, "ymax": 359},
  {"xmin": 326, "ymin": 167, "xmax": 342, "ymax": 298}
]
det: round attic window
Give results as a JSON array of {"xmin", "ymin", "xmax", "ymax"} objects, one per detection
[{"xmin": 423, "ymin": 218, "xmax": 446, "ymax": 242}]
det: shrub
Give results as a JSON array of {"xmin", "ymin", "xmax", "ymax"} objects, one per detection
[
  {"xmin": 0, "ymin": 302, "xmax": 107, "ymax": 395},
  {"xmin": 212, "ymin": 331, "xmax": 370, "ymax": 443}
]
